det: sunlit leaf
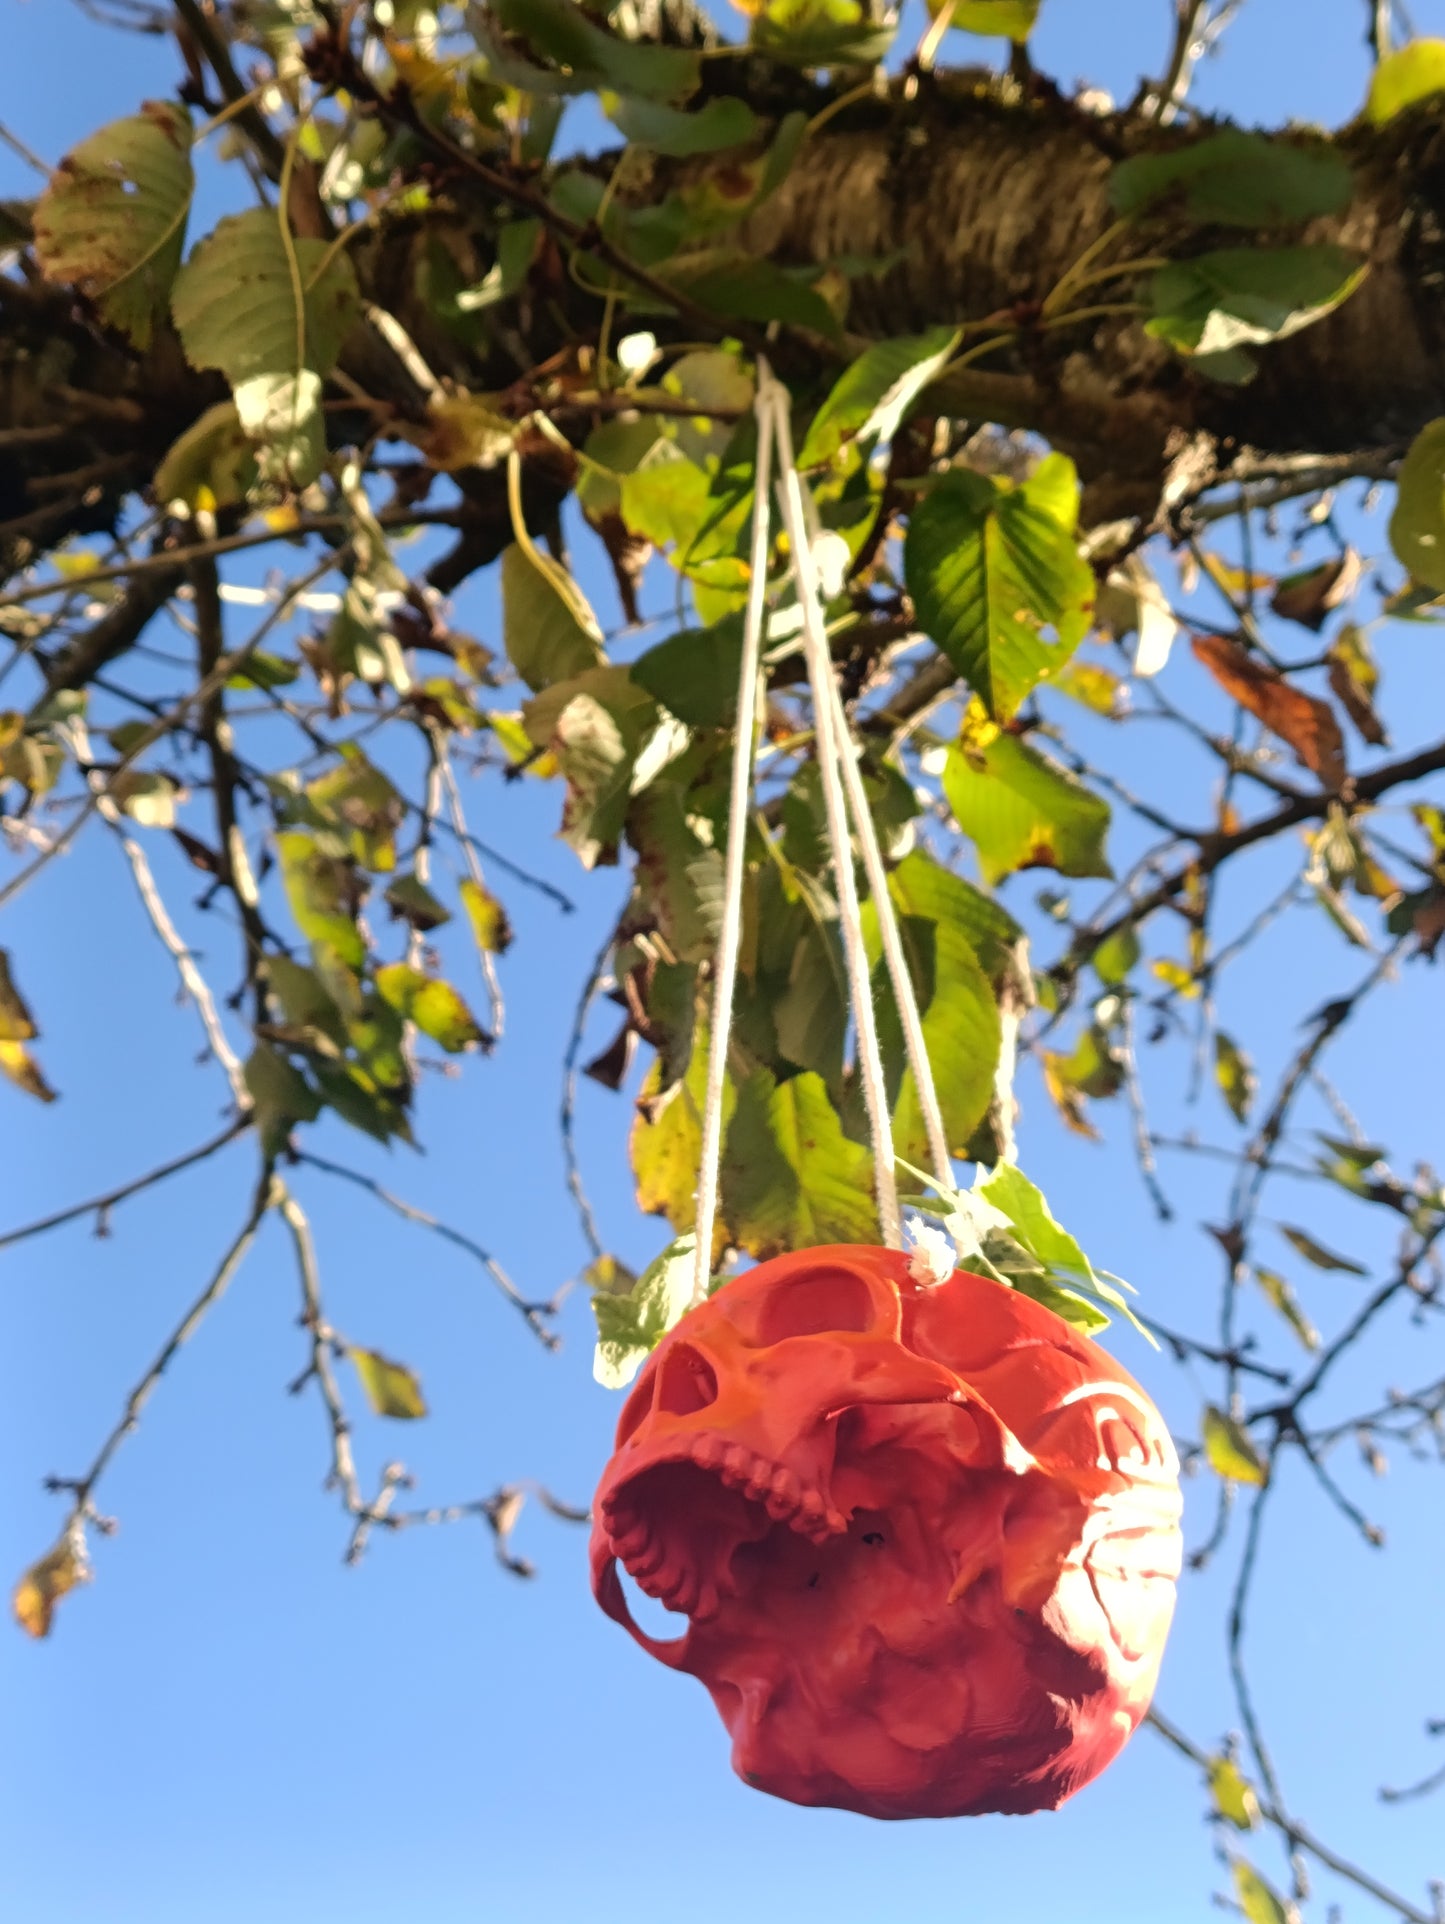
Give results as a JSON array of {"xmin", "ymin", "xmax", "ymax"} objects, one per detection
[
  {"xmin": 1366, "ymin": 38, "xmax": 1445, "ymax": 124},
  {"xmin": 12, "ymin": 1533, "xmax": 88, "ymax": 1639},
  {"xmin": 591, "ymin": 1233, "xmax": 697, "ymax": 1389},
  {"xmin": 1191, "ymin": 635, "xmax": 1346, "ymax": 786},
  {"xmin": 1093, "ymin": 925, "xmax": 1140, "ymax": 985},
  {"xmin": 459, "ymin": 877, "xmax": 513, "ymax": 954},
  {"xmin": 798, "ymin": 325, "xmax": 959, "ymax": 468},
  {"xmin": 375, "ymin": 963, "xmax": 487, "ymax": 1052},
  {"xmin": 1232, "ymin": 1859, "xmax": 1299, "ymax": 1924},
  {"xmin": 1208, "ymin": 1755, "xmax": 1261, "ymax": 1831},
  {"xmin": 0, "ymin": 1039, "xmax": 58, "ymax": 1104},
  {"xmin": 943, "ymin": 706, "xmax": 1111, "ymax": 884},
  {"xmin": 721, "ymin": 1068, "xmax": 879, "ymax": 1258},
  {"xmin": 350, "ymin": 1346, "xmax": 428, "ymax": 1419},
  {"xmin": 1214, "ymin": 1030, "xmax": 1257, "ymax": 1123},
  {"xmin": 1147, "ymin": 246, "xmax": 1365, "ymax": 371},
  {"xmin": 905, "ymin": 456, "xmax": 1095, "ymax": 720},
  {"xmin": 1389, "ymin": 417, "xmax": 1445, "ymax": 591},
  {"xmin": 1202, "ymin": 1405, "xmax": 1267, "ymax": 1485}
]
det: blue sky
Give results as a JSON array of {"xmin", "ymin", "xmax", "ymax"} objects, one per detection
[{"xmin": 2, "ymin": 4, "xmax": 1444, "ymax": 1920}]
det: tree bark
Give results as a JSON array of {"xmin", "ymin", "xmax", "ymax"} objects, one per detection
[{"xmin": 7, "ymin": 75, "xmax": 1445, "ymax": 572}]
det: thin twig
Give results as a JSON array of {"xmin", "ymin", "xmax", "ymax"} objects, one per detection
[
  {"xmin": 0, "ymin": 1120, "xmax": 249, "ymax": 1251},
  {"xmin": 296, "ymin": 1151, "xmax": 561, "ymax": 1346}
]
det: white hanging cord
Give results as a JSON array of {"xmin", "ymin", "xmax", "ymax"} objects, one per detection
[
  {"xmin": 819, "ymin": 667, "xmax": 954, "ymax": 1192},
  {"xmin": 764, "ymin": 374, "xmax": 902, "ymax": 1250},
  {"xmin": 690, "ymin": 368, "xmax": 777, "ymax": 1309}
]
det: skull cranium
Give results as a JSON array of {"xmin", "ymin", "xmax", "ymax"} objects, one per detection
[{"xmin": 591, "ymin": 1243, "xmax": 1181, "ymax": 1819}]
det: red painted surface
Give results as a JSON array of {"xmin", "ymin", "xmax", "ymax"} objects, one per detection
[{"xmin": 591, "ymin": 1244, "xmax": 1182, "ymax": 1819}]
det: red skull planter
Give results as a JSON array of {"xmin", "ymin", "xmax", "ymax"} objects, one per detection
[{"xmin": 590, "ymin": 1243, "xmax": 1181, "ymax": 1820}]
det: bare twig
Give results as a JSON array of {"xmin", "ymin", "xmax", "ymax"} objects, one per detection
[
  {"xmin": 296, "ymin": 1150, "xmax": 561, "ymax": 1346},
  {"xmin": 0, "ymin": 1119, "xmax": 249, "ymax": 1251}
]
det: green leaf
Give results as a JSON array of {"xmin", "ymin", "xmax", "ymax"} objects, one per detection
[
  {"xmin": 627, "ymin": 784, "xmax": 724, "ymax": 965},
  {"xmin": 1202, "ymin": 1405, "xmax": 1267, "ymax": 1485},
  {"xmin": 1278, "ymin": 1225, "xmax": 1367, "ymax": 1275},
  {"xmin": 276, "ymin": 832, "xmax": 365, "ymax": 971},
  {"xmin": 1366, "ymin": 38, "xmax": 1445, "ymax": 123},
  {"xmin": 487, "ymin": 0, "xmax": 702, "ymax": 102},
  {"xmin": 1231, "ymin": 1860, "xmax": 1298, "ymax": 1924},
  {"xmin": 943, "ymin": 715, "xmax": 1112, "ymax": 885},
  {"xmin": 1146, "ymin": 245, "xmax": 1365, "ymax": 366},
  {"xmin": 33, "ymin": 101, "xmax": 192, "ymax": 348},
  {"xmin": 350, "ymin": 1346, "xmax": 428, "ymax": 1419},
  {"xmin": 721, "ymin": 1069, "xmax": 879, "ymax": 1258},
  {"xmin": 1093, "ymin": 925, "xmax": 1140, "ymax": 985},
  {"xmin": 631, "ymin": 618, "xmax": 745, "ymax": 727},
  {"xmin": 524, "ymin": 667, "xmax": 664, "ymax": 869},
  {"xmin": 1389, "ymin": 418, "xmax": 1445, "ymax": 590},
  {"xmin": 1111, "ymin": 130, "xmax": 1353, "ymax": 228},
  {"xmin": 384, "ymin": 873, "xmax": 451, "ymax": 932},
  {"xmin": 170, "ymin": 208, "xmax": 360, "ymax": 487},
  {"xmin": 500, "ymin": 544, "xmax": 604, "ymax": 692},
  {"xmin": 591, "ymin": 1234, "xmax": 698, "ymax": 1389},
  {"xmin": 243, "ymin": 1041, "xmax": 321, "ymax": 1153},
  {"xmin": 663, "ymin": 253, "xmax": 841, "ymax": 340},
  {"xmin": 602, "ymin": 92, "xmax": 759, "ymax": 157},
  {"xmin": 904, "ymin": 456, "xmax": 1094, "ymax": 719},
  {"xmin": 306, "ymin": 748, "xmax": 405, "ymax": 872},
  {"xmin": 459, "ymin": 877, "xmax": 513, "ymax": 955},
  {"xmin": 111, "ymin": 770, "xmax": 181, "ymax": 829},
  {"xmin": 870, "ymin": 852, "xmax": 1002, "ymax": 1161},
  {"xmin": 1254, "ymin": 1268, "xmax": 1320, "ymax": 1351},
  {"xmin": 1208, "ymin": 1756, "xmax": 1261, "ymax": 1831},
  {"xmin": 948, "ymin": 0, "xmax": 1038, "ymax": 38},
  {"xmin": 1214, "ymin": 1030, "xmax": 1257, "ymax": 1124},
  {"xmin": 798, "ymin": 326, "xmax": 960, "ymax": 469},
  {"xmin": 374, "ymin": 964, "xmax": 486, "ymax": 1052}
]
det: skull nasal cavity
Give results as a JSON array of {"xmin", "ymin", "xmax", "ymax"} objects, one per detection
[
  {"xmin": 655, "ymin": 1343, "xmax": 719, "ymax": 1418},
  {"xmin": 756, "ymin": 1268, "xmax": 877, "ymax": 1344}
]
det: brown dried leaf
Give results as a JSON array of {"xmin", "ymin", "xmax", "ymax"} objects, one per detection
[
  {"xmin": 1269, "ymin": 548, "xmax": 1361, "ymax": 632},
  {"xmin": 13, "ymin": 1533, "xmax": 88, "ymax": 1638},
  {"xmin": 1326, "ymin": 624, "xmax": 1389, "ymax": 747},
  {"xmin": 1191, "ymin": 634, "xmax": 1346, "ymax": 787}
]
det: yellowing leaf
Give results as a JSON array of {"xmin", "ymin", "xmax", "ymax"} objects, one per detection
[
  {"xmin": 375, "ymin": 963, "xmax": 487, "ymax": 1052},
  {"xmin": 1208, "ymin": 1756, "xmax": 1261, "ymax": 1831},
  {"xmin": 944, "ymin": 708, "xmax": 1111, "ymax": 885},
  {"xmin": 33, "ymin": 101, "xmax": 193, "ymax": 347},
  {"xmin": 1214, "ymin": 1030, "xmax": 1257, "ymax": 1123},
  {"xmin": 0, "ymin": 948, "xmax": 39, "ymax": 1042},
  {"xmin": 1254, "ymin": 1267, "xmax": 1320, "ymax": 1351},
  {"xmin": 350, "ymin": 1346, "xmax": 428, "ymax": 1419},
  {"xmin": 1152, "ymin": 957, "xmax": 1200, "ymax": 998},
  {"xmin": 459, "ymin": 877, "xmax": 514, "ymax": 955},
  {"xmin": 1203, "ymin": 1404, "xmax": 1267, "ymax": 1485},
  {"xmin": 1366, "ymin": 38, "xmax": 1445, "ymax": 124},
  {"xmin": 0, "ymin": 1039, "xmax": 58, "ymax": 1103},
  {"xmin": 12, "ymin": 1533, "xmax": 88, "ymax": 1638},
  {"xmin": 1232, "ymin": 1860, "xmax": 1299, "ymax": 1924},
  {"xmin": 1389, "ymin": 417, "xmax": 1445, "ymax": 591}
]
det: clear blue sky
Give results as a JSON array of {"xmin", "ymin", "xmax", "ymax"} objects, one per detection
[{"xmin": 2, "ymin": 4, "xmax": 1443, "ymax": 1921}]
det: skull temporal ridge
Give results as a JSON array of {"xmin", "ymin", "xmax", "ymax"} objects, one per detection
[{"xmin": 590, "ymin": 1244, "xmax": 1182, "ymax": 1820}]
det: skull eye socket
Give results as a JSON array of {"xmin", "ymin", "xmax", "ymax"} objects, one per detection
[
  {"xmin": 655, "ymin": 1342, "xmax": 719, "ymax": 1418},
  {"xmin": 753, "ymin": 1267, "xmax": 878, "ymax": 1345}
]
